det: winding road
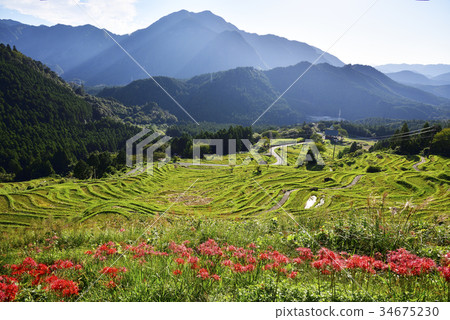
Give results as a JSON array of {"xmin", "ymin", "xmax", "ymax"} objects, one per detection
[
  {"xmin": 269, "ymin": 142, "xmax": 303, "ymax": 165},
  {"xmin": 412, "ymin": 156, "xmax": 426, "ymax": 172}
]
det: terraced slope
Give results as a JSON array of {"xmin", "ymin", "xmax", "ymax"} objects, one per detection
[{"xmin": 0, "ymin": 153, "xmax": 448, "ymax": 229}]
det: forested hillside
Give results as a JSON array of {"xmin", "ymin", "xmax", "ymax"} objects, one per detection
[{"xmin": 0, "ymin": 44, "xmax": 140, "ymax": 181}]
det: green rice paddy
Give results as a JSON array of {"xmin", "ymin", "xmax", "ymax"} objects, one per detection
[{"xmin": 0, "ymin": 144, "xmax": 448, "ymax": 230}]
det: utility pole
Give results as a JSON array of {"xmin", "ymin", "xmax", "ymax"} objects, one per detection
[{"xmin": 332, "ymin": 140, "xmax": 336, "ymax": 160}]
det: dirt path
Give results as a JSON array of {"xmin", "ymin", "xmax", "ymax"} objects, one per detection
[
  {"xmin": 262, "ymin": 189, "xmax": 300, "ymax": 213},
  {"xmin": 261, "ymin": 174, "xmax": 364, "ymax": 213},
  {"xmin": 328, "ymin": 174, "xmax": 363, "ymax": 190},
  {"xmin": 413, "ymin": 156, "xmax": 426, "ymax": 172}
]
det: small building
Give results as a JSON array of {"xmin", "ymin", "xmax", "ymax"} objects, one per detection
[{"xmin": 324, "ymin": 129, "xmax": 339, "ymax": 140}]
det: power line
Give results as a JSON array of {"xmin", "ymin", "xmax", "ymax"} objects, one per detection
[{"xmin": 354, "ymin": 126, "xmax": 437, "ymax": 141}]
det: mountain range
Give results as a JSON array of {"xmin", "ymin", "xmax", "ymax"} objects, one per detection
[
  {"xmin": 98, "ymin": 62, "xmax": 450, "ymax": 125},
  {"xmin": 385, "ymin": 70, "xmax": 450, "ymax": 86},
  {"xmin": 376, "ymin": 64, "xmax": 450, "ymax": 78},
  {"xmin": 381, "ymin": 70, "xmax": 450, "ymax": 100},
  {"xmin": 0, "ymin": 10, "xmax": 343, "ymax": 86}
]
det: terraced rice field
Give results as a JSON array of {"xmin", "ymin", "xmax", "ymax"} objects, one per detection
[{"xmin": 0, "ymin": 151, "xmax": 448, "ymax": 229}]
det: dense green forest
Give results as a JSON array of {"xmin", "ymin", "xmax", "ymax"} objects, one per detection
[{"xmin": 0, "ymin": 44, "xmax": 140, "ymax": 181}]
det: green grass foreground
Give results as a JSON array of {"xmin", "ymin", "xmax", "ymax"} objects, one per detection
[
  {"xmin": 0, "ymin": 149, "xmax": 449, "ymax": 301},
  {"xmin": 0, "ymin": 212, "xmax": 449, "ymax": 302}
]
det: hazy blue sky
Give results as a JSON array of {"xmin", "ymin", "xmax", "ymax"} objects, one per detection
[{"xmin": 0, "ymin": 0, "xmax": 449, "ymax": 65}]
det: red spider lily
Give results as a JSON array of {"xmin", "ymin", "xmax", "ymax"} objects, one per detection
[
  {"xmin": 259, "ymin": 253, "xmax": 269, "ymax": 260},
  {"xmin": 246, "ymin": 256, "xmax": 257, "ymax": 264},
  {"xmin": 245, "ymin": 264, "xmax": 256, "ymax": 272},
  {"xmin": 124, "ymin": 242, "xmax": 168, "ymax": 259},
  {"xmin": 0, "ymin": 275, "xmax": 18, "ymax": 302},
  {"xmin": 387, "ymin": 248, "xmax": 436, "ymax": 276},
  {"xmin": 106, "ymin": 280, "xmax": 117, "ymax": 288},
  {"xmin": 175, "ymin": 258, "xmax": 185, "ymax": 265},
  {"xmin": 45, "ymin": 276, "xmax": 79, "ymax": 297},
  {"xmin": 264, "ymin": 263, "xmax": 280, "ymax": 271},
  {"xmin": 296, "ymin": 248, "xmax": 313, "ymax": 261},
  {"xmin": 311, "ymin": 248, "xmax": 346, "ymax": 273},
  {"xmin": 172, "ymin": 269, "xmax": 182, "ymax": 276},
  {"xmin": 51, "ymin": 260, "xmax": 73, "ymax": 270},
  {"xmin": 232, "ymin": 249, "xmax": 247, "ymax": 259},
  {"xmin": 29, "ymin": 264, "xmax": 51, "ymax": 285},
  {"xmin": 346, "ymin": 255, "xmax": 387, "ymax": 274},
  {"xmin": 233, "ymin": 247, "xmax": 254, "ymax": 259},
  {"xmin": 187, "ymin": 256, "xmax": 199, "ymax": 265},
  {"xmin": 226, "ymin": 245, "xmax": 237, "ymax": 252},
  {"xmin": 197, "ymin": 239, "xmax": 224, "ymax": 257},
  {"xmin": 7, "ymin": 258, "xmax": 83, "ymax": 288},
  {"xmin": 100, "ymin": 266, "xmax": 127, "ymax": 279},
  {"xmin": 287, "ymin": 271, "xmax": 298, "ymax": 279},
  {"xmin": 438, "ymin": 266, "xmax": 450, "ymax": 283},
  {"xmin": 247, "ymin": 243, "xmax": 257, "ymax": 249},
  {"xmin": 233, "ymin": 263, "xmax": 245, "ymax": 273},
  {"xmin": 10, "ymin": 257, "xmax": 38, "ymax": 276},
  {"xmin": 211, "ymin": 274, "xmax": 221, "ymax": 281},
  {"xmin": 190, "ymin": 263, "xmax": 199, "ymax": 270},
  {"xmin": 272, "ymin": 251, "xmax": 290, "ymax": 264},
  {"xmin": 89, "ymin": 242, "xmax": 118, "ymax": 261},
  {"xmin": 169, "ymin": 241, "xmax": 194, "ymax": 256},
  {"xmin": 222, "ymin": 260, "xmax": 233, "ymax": 267},
  {"xmin": 197, "ymin": 268, "xmax": 209, "ymax": 280},
  {"xmin": 259, "ymin": 251, "xmax": 290, "ymax": 265}
]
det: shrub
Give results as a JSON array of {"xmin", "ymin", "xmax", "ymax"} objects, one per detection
[{"xmin": 366, "ymin": 165, "xmax": 381, "ymax": 173}]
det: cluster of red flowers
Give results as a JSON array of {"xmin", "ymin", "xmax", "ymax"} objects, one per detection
[
  {"xmin": 100, "ymin": 266, "xmax": 128, "ymax": 288},
  {"xmin": 167, "ymin": 240, "xmax": 450, "ymax": 284},
  {"xmin": 346, "ymin": 255, "xmax": 387, "ymax": 274},
  {"xmin": 0, "ymin": 275, "xmax": 18, "ymax": 302},
  {"xmin": 311, "ymin": 248, "xmax": 348, "ymax": 274},
  {"xmin": 4, "ymin": 239, "xmax": 450, "ymax": 302},
  {"xmin": 85, "ymin": 241, "xmax": 117, "ymax": 261},
  {"xmin": 51, "ymin": 260, "xmax": 83, "ymax": 271},
  {"xmin": 295, "ymin": 247, "xmax": 314, "ymax": 263},
  {"xmin": 4, "ymin": 257, "xmax": 82, "ymax": 299},
  {"xmin": 197, "ymin": 239, "xmax": 224, "ymax": 257},
  {"xmin": 169, "ymin": 240, "xmax": 193, "ymax": 256},
  {"xmin": 387, "ymin": 248, "xmax": 436, "ymax": 276},
  {"xmin": 9, "ymin": 257, "xmax": 82, "ymax": 285},
  {"xmin": 124, "ymin": 242, "xmax": 168, "ymax": 261},
  {"xmin": 100, "ymin": 266, "xmax": 128, "ymax": 278},
  {"xmin": 44, "ymin": 275, "xmax": 79, "ymax": 297}
]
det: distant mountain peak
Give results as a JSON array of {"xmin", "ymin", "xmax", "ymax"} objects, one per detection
[{"xmin": 0, "ymin": 11, "xmax": 343, "ymax": 85}]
